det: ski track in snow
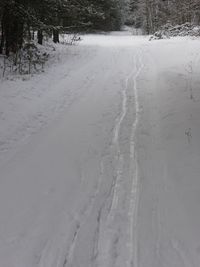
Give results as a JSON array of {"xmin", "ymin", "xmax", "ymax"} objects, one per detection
[
  {"xmin": 128, "ymin": 53, "xmax": 144, "ymax": 267},
  {"xmin": 61, "ymin": 160, "xmax": 105, "ymax": 267},
  {"xmin": 38, "ymin": 47, "xmax": 145, "ymax": 267},
  {"xmin": 97, "ymin": 51, "xmax": 144, "ymax": 267},
  {"xmin": 60, "ymin": 49, "xmax": 145, "ymax": 267}
]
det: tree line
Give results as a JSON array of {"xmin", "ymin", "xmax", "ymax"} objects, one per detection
[
  {"xmin": 1, "ymin": 0, "xmax": 200, "ymax": 56},
  {"xmin": 0, "ymin": 0, "xmax": 126, "ymax": 56},
  {"xmin": 128, "ymin": 0, "xmax": 200, "ymax": 34}
]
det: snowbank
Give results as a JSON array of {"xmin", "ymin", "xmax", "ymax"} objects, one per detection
[{"xmin": 150, "ymin": 23, "xmax": 200, "ymax": 40}]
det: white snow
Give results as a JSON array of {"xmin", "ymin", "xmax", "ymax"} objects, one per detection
[
  {"xmin": 137, "ymin": 37, "xmax": 200, "ymax": 267},
  {"xmin": 0, "ymin": 33, "xmax": 200, "ymax": 267}
]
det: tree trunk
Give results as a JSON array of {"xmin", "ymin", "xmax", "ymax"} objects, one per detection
[
  {"xmin": 0, "ymin": 20, "xmax": 5, "ymax": 54},
  {"xmin": 2, "ymin": 3, "xmax": 24, "ymax": 56},
  {"xmin": 32, "ymin": 31, "xmax": 35, "ymax": 40},
  {"xmin": 53, "ymin": 29, "xmax": 59, "ymax": 43},
  {"xmin": 27, "ymin": 23, "xmax": 31, "ymax": 41},
  {"xmin": 37, "ymin": 30, "xmax": 43, "ymax": 45}
]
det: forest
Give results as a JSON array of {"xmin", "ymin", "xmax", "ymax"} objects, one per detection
[{"xmin": 0, "ymin": 0, "xmax": 200, "ymax": 56}]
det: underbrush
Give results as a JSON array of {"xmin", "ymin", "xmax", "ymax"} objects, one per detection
[{"xmin": 0, "ymin": 34, "xmax": 81, "ymax": 78}]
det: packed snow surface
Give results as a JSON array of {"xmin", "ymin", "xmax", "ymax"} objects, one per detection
[{"xmin": 0, "ymin": 33, "xmax": 200, "ymax": 267}]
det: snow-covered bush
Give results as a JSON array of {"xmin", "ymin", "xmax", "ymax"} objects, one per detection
[
  {"xmin": 0, "ymin": 42, "xmax": 50, "ymax": 77},
  {"xmin": 149, "ymin": 30, "xmax": 170, "ymax": 40},
  {"xmin": 0, "ymin": 33, "xmax": 82, "ymax": 78},
  {"xmin": 60, "ymin": 33, "xmax": 82, "ymax": 45},
  {"xmin": 167, "ymin": 23, "xmax": 200, "ymax": 37},
  {"xmin": 150, "ymin": 23, "xmax": 200, "ymax": 41}
]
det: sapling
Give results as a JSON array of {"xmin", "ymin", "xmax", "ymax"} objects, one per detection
[
  {"xmin": 185, "ymin": 128, "xmax": 192, "ymax": 144},
  {"xmin": 185, "ymin": 60, "xmax": 194, "ymax": 101}
]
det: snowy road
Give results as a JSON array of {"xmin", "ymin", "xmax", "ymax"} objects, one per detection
[{"xmin": 1, "ymin": 34, "xmax": 200, "ymax": 267}]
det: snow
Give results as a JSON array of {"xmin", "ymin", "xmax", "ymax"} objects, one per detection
[
  {"xmin": 0, "ymin": 43, "xmax": 98, "ymax": 165},
  {"xmin": 137, "ymin": 37, "xmax": 200, "ymax": 267},
  {"xmin": 0, "ymin": 33, "xmax": 200, "ymax": 267}
]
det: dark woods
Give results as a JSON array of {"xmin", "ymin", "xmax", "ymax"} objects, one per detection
[{"xmin": 0, "ymin": 0, "xmax": 125, "ymax": 56}]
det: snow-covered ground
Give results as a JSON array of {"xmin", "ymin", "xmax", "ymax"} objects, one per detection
[
  {"xmin": 138, "ymin": 37, "xmax": 200, "ymax": 267},
  {"xmin": 0, "ymin": 33, "xmax": 200, "ymax": 267}
]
